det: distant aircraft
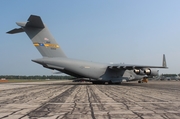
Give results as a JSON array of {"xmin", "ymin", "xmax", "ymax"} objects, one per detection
[
  {"xmin": 158, "ymin": 74, "xmax": 180, "ymax": 81},
  {"xmin": 7, "ymin": 15, "xmax": 168, "ymax": 84}
]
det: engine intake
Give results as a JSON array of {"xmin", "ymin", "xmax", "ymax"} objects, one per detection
[
  {"xmin": 144, "ymin": 69, "xmax": 158, "ymax": 76},
  {"xmin": 144, "ymin": 69, "xmax": 151, "ymax": 75},
  {"xmin": 134, "ymin": 69, "xmax": 144, "ymax": 75}
]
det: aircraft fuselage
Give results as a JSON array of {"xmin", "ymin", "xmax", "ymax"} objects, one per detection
[{"xmin": 32, "ymin": 57, "xmax": 144, "ymax": 83}]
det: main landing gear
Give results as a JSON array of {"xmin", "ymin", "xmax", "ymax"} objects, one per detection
[
  {"xmin": 92, "ymin": 81, "xmax": 122, "ymax": 85},
  {"xmin": 92, "ymin": 81, "xmax": 105, "ymax": 84}
]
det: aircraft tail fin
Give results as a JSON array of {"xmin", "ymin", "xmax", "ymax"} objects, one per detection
[
  {"xmin": 7, "ymin": 15, "xmax": 67, "ymax": 58},
  {"xmin": 162, "ymin": 54, "xmax": 167, "ymax": 68}
]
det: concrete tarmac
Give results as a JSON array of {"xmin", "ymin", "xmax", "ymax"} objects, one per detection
[{"xmin": 0, "ymin": 80, "xmax": 180, "ymax": 119}]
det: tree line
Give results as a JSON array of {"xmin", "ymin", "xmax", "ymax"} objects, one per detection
[{"xmin": 0, "ymin": 75, "xmax": 74, "ymax": 80}]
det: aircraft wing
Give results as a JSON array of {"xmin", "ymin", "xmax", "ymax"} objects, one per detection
[
  {"xmin": 108, "ymin": 64, "xmax": 167, "ymax": 70},
  {"xmin": 108, "ymin": 54, "xmax": 168, "ymax": 70}
]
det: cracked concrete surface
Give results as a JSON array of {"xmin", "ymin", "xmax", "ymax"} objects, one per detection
[{"xmin": 0, "ymin": 80, "xmax": 180, "ymax": 119}]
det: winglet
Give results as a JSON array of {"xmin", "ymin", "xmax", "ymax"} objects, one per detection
[{"xmin": 162, "ymin": 54, "xmax": 167, "ymax": 68}]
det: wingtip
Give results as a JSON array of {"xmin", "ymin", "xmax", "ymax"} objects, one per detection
[{"xmin": 162, "ymin": 54, "xmax": 167, "ymax": 67}]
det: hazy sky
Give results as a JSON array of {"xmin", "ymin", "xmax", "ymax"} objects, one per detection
[{"xmin": 1, "ymin": 0, "xmax": 180, "ymax": 75}]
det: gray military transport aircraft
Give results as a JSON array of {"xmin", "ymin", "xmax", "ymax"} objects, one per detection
[{"xmin": 7, "ymin": 15, "xmax": 168, "ymax": 84}]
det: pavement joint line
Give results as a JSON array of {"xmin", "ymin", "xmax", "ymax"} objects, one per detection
[
  {"xmin": 47, "ymin": 103, "xmax": 122, "ymax": 104},
  {"xmin": 136, "ymin": 101, "xmax": 180, "ymax": 103},
  {"xmin": 45, "ymin": 102, "xmax": 180, "ymax": 105}
]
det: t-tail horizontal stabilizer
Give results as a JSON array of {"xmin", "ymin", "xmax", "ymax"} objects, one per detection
[
  {"xmin": 7, "ymin": 28, "xmax": 24, "ymax": 34},
  {"xmin": 7, "ymin": 15, "xmax": 67, "ymax": 58},
  {"xmin": 7, "ymin": 15, "xmax": 44, "ymax": 34}
]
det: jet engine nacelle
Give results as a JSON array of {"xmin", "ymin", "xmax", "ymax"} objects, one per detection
[
  {"xmin": 134, "ymin": 69, "xmax": 145, "ymax": 75},
  {"xmin": 144, "ymin": 69, "xmax": 158, "ymax": 76}
]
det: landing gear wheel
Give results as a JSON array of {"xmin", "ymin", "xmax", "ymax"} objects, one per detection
[
  {"xmin": 92, "ymin": 81, "xmax": 105, "ymax": 84},
  {"xmin": 138, "ymin": 80, "xmax": 142, "ymax": 83},
  {"xmin": 108, "ymin": 81, "xmax": 113, "ymax": 84}
]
